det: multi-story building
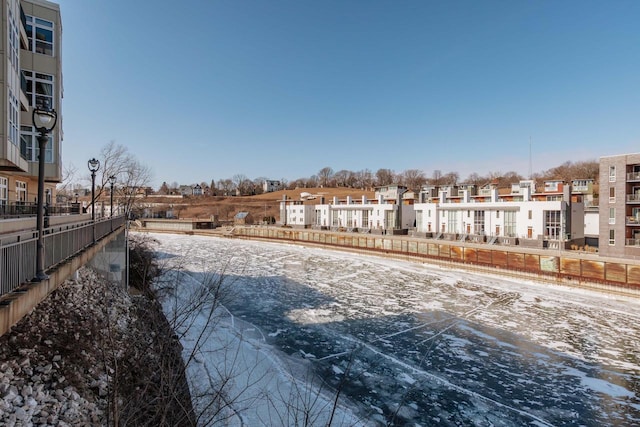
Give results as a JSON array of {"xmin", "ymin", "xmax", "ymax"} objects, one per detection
[
  {"xmin": 0, "ymin": 0, "xmax": 62, "ymax": 210},
  {"xmin": 280, "ymin": 186, "xmax": 416, "ymax": 234},
  {"xmin": 411, "ymin": 179, "xmax": 585, "ymax": 248},
  {"xmin": 599, "ymin": 153, "xmax": 640, "ymax": 258},
  {"xmin": 263, "ymin": 179, "xmax": 281, "ymax": 193}
]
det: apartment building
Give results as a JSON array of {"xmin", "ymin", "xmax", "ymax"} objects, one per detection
[
  {"xmin": 413, "ymin": 180, "xmax": 584, "ymax": 248},
  {"xmin": 280, "ymin": 186, "xmax": 416, "ymax": 233},
  {"xmin": 598, "ymin": 153, "xmax": 640, "ymax": 258},
  {"xmin": 0, "ymin": 0, "xmax": 62, "ymax": 209}
]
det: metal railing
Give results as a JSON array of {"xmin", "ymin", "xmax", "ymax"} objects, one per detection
[
  {"xmin": 0, "ymin": 215, "xmax": 126, "ymax": 298},
  {"xmin": 0, "ymin": 202, "xmax": 83, "ymax": 218}
]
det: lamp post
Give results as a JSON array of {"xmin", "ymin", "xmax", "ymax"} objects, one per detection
[
  {"xmin": 109, "ymin": 175, "xmax": 116, "ymax": 217},
  {"xmin": 88, "ymin": 158, "xmax": 100, "ymax": 243},
  {"xmin": 32, "ymin": 101, "xmax": 57, "ymax": 282},
  {"xmin": 74, "ymin": 192, "xmax": 78, "ymax": 203}
]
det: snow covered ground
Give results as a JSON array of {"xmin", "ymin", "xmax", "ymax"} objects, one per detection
[{"xmin": 149, "ymin": 232, "xmax": 640, "ymax": 426}]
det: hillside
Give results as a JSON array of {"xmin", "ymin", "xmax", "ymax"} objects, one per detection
[{"xmin": 151, "ymin": 187, "xmax": 376, "ymax": 222}]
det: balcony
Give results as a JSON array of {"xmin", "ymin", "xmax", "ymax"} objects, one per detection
[
  {"xmin": 626, "ymin": 194, "xmax": 640, "ymax": 203},
  {"xmin": 627, "ymin": 171, "xmax": 640, "ymax": 182},
  {"xmin": 625, "ymin": 238, "xmax": 640, "ymax": 246},
  {"xmin": 626, "ymin": 216, "xmax": 640, "ymax": 226}
]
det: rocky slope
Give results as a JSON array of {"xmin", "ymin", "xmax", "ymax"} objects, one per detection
[{"xmin": 0, "ymin": 267, "xmax": 194, "ymax": 426}]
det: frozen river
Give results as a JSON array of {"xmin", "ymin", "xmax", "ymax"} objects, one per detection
[{"xmin": 150, "ymin": 233, "xmax": 640, "ymax": 426}]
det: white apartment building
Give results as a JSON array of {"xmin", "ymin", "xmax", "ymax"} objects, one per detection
[
  {"xmin": 280, "ymin": 186, "xmax": 416, "ymax": 234},
  {"xmin": 415, "ymin": 181, "xmax": 584, "ymax": 247}
]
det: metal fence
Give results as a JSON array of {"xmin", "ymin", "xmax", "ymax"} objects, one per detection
[{"xmin": 0, "ymin": 215, "xmax": 126, "ymax": 298}]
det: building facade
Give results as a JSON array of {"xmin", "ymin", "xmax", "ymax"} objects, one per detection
[
  {"xmin": 0, "ymin": 0, "xmax": 62, "ymax": 210},
  {"xmin": 280, "ymin": 186, "xmax": 416, "ymax": 234},
  {"xmin": 598, "ymin": 153, "xmax": 640, "ymax": 258},
  {"xmin": 413, "ymin": 180, "xmax": 584, "ymax": 248}
]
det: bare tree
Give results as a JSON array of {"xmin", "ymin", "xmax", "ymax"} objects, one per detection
[
  {"xmin": 218, "ymin": 179, "xmax": 234, "ymax": 196},
  {"xmin": 356, "ymin": 169, "xmax": 374, "ymax": 190},
  {"xmin": 441, "ymin": 171, "xmax": 460, "ymax": 185},
  {"xmin": 56, "ymin": 162, "xmax": 80, "ymax": 201},
  {"xmin": 430, "ymin": 170, "xmax": 442, "ymax": 186},
  {"xmin": 317, "ymin": 167, "xmax": 334, "ymax": 187},
  {"xmin": 402, "ymin": 169, "xmax": 427, "ymax": 192},
  {"xmin": 464, "ymin": 172, "xmax": 483, "ymax": 185},
  {"xmin": 375, "ymin": 168, "xmax": 395, "ymax": 186},
  {"xmin": 91, "ymin": 142, "xmax": 152, "ymax": 217},
  {"xmin": 333, "ymin": 170, "xmax": 352, "ymax": 187},
  {"xmin": 232, "ymin": 174, "xmax": 251, "ymax": 195}
]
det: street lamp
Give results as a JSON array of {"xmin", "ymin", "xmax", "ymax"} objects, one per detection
[
  {"xmin": 109, "ymin": 175, "xmax": 116, "ymax": 217},
  {"xmin": 32, "ymin": 101, "xmax": 57, "ymax": 282},
  {"xmin": 88, "ymin": 158, "xmax": 100, "ymax": 243}
]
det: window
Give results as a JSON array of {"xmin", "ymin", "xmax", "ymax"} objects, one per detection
[
  {"xmin": 496, "ymin": 210, "xmax": 500, "ymax": 219},
  {"xmin": 22, "ymin": 70, "xmax": 54, "ymax": 109},
  {"xmin": 609, "ymin": 229, "xmax": 615, "ymax": 245},
  {"xmin": 25, "ymin": 15, "xmax": 54, "ymax": 56},
  {"xmin": 544, "ymin": 210, "xmax": 562, "ymax": 239},
  {"xmin": 0, "ymin": 177, "xmax": 7, "ymax": 207},
  {"xmin": 609, "ymin": 187, "xmax": 616, "ymax": 203},
  {"xmin": 474, "ymin": 211, "xmax": 485, "ymax": 235},
  {"xmin": 609, "ymin": 208, "xmax": 615, "ymax": 225},
  {"xmin": 314, "ymin": 209, "xmax": 322, "ymax": 225},
  {"xmin": 447, "ymin": 211, "xmax": 457, "ymax": 233},
  {"xmin": 346, "ymin": 210, "xmax": 353, "ymax": 227},
  {"xmin": 528, "ymin": 210, "xmax": 532, "ymax": 220},
  {"xmin": 20, "ymin": 126, "xmax": 53, "ymax": 163},
  {"xmin": 8, "ymin": 90, "xmax": 19, "ymax": 146},
  {"xmin": 385, "ymin": 211, "xmax": 396, "ymax": 229},
  {"xmin": 362, "ymin": 210, "xmax": 369, "ymax": 228},
  {"xmin": 16, "ymin": 181, "xmax": 27, "ymax": 203},
  {"xmin": 504, "ymin": 211, "xmax": 517, "ymax": 237},
  {"xmin": 609, "ymin": 165, "xmax": 616, "ymax": 182}
]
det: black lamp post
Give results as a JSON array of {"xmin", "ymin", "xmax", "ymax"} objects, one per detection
[
  {"xmin": 32, "ymin": 101, "xmax": 57, "ymax": 282},
  {"xmin": 88, "ymin": 158, "xmax": 100, "ymax": 243},
  {"xmin": 109, "ymin": 175, "xmax": 116, "ymax": 217},
  {"xmin": 74, "ymin": 192, "xmax": 78, "ymax": 203}
]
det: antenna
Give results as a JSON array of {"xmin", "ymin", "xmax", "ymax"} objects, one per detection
[{"xmin": 529, "ymin": 136, "xmax": 532, "ymax": 179}]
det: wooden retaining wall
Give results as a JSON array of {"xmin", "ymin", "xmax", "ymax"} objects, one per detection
[{"xmin": 232, "ymin": 227, "xmax": 640, "ymax": 296}]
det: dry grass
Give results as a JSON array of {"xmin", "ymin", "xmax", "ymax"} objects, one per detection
[{"xmin": 149, "ymin": 187, "xmax": 376, "ymax": 222}]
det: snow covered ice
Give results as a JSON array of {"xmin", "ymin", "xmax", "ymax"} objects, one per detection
[{"xmin": 150, "ymin": 232, "xmax": 640, "ymax": 426}]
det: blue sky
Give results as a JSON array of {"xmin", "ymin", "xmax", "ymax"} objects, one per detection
[{"xmin": 57, "ymin": 0, "xmax": 640, "ymax": 189}]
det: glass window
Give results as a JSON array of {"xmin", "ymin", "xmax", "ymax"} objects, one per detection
[
  {"xmin": 505, "ymin": 211, "xmax": 517, "ymax": 237},
  {"xmin": 447, "ymin": 211, "xmax": 457, "ymax": 233},
  {"xmin": 23, "ymin": 70, "xmax": 54, "ymax": 109},
  {"xmin": 26, "ymin": 15, "xmax": 54, "ymax": 56},
  {"xmin": 474, "ymin": 210, "xmax": 485, "ymax": 235},
  {"xmin": 609, "ymin": 166, "xmax": 616, "ymax": 182},
  {"xmin": 16, "ymin": 181, "xmax": 27, "ymax": 203},
  {"xmin": 0, "ymin": 177, "xmax": 7, "ymax": 206},
  {"xmin": 609, "ymin": 229, "xmax": 615, "ymax": 245},
  {"xmin": 609, "ymin": 187, "xmax": 615, "ymax": 203},
  {"xmin": 20, "ymin": 126, "xmax": 53, "ymax": 163},
  {"xmin": 609, "ymin": 208, "xmax": 615, "ymax": 225},
  {"xmin": 545, "ymin": 210, "xmax": 562, "ymax": 239},
  {"xmin": 528, "ymin": 210, "xmax": 532, "ymax": 220}
]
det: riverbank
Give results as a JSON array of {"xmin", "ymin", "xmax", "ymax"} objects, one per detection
[
  {"xmin": 133, "ymin": 223, "xmax": 640, "ymax": 297},
  {"xmin": 0, "ymin": 267, "xmax": 194, "ymax": 426}
]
